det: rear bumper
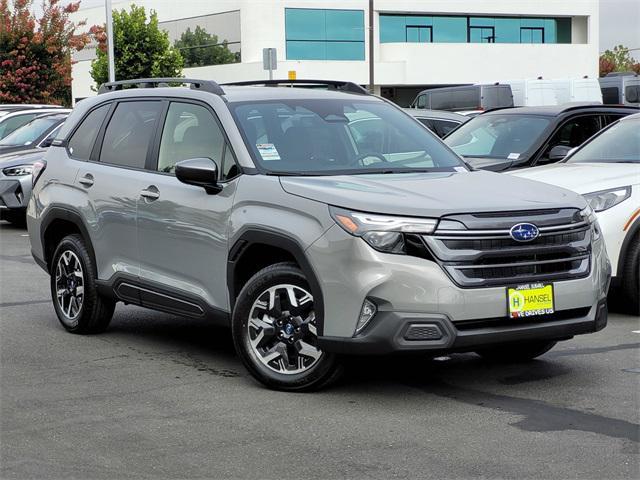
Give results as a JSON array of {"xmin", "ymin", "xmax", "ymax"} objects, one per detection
[{"xmin": 317, "ymin": 300, "xmax": 608, "ymax": 355}]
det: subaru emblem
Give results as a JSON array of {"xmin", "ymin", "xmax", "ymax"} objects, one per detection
[{"xmin": 510, "ymin": 223, "xmax": 539, "ymax": 242}]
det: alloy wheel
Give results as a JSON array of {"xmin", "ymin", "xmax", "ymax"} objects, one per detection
[
  {"xmin": 247, "ymin": 284, "xmax": 322, "ymax": 374},
  {"xmin": 55, "ymin": 250, "xmax": 85, "ymax": 324}
]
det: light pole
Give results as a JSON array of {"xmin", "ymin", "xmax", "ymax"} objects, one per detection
[
  {"xmin": 368, "ymin": 0, "xmax": 374, "ymax": 93},
  {"xmin": 105, "ymin": 0, "xmax": 115, "ymax": 82}
]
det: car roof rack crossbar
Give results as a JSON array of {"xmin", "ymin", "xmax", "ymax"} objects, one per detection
[
  {"xmin": 223, "ymin": 79, "xmax": 369, "ymax": 95},
  {"xmin": 97, "ymin": 78, "xmax": 225, "ymax": 95}
]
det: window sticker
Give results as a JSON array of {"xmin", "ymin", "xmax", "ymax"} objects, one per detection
[
  {"xmin": 256, "ymin": 143, "xmax": 281, "ymax": 161},
  {"xmin": 508, "ymin": 153, "xmax": 520, "ymax": 160}
]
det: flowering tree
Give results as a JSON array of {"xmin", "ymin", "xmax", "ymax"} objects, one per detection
[
  {"xmin": 0, "ymin": 0, "xmax": 92, "ymax": 106},
  {"xmin": 599, "ymin": 45, "xmax": 640, "ymax": 77}
]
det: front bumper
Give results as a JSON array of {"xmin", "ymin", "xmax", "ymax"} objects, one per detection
[
  {"xmin": 318, "ymin": 300, "xmax": 608, "ymax": 355},
  {"xmin": 307, "ymin": 224, "xmax": 610, "ymax": 348},
  {"xmin": 0, "ymin": 178, "xmax": 30, "ymax": 210}
]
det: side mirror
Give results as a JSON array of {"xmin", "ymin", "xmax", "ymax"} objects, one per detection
[
  {"xmin": 39, "ymin": 138, "xmax": 53, "ymax": 148},
  {"xmin": 546, "ymin": 145, "xmax": 573, "ymax": 162},
  {"xmin": 175, "ymin": 158, "xmax": 222, "ymax": 194}
]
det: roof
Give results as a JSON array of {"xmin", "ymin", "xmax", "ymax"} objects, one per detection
[
  {"xmin": 482, "ymin": 103, "xmax": 640, "ymax": 116},
  {"xmin": 402, "ymin": 108, "xmax": 468, "ymax": 122}
]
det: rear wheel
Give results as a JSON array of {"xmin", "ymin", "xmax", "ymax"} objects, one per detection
[
  {"xmin": 50, "ymin": 234, "xmax": 115, "ymax": 334},
  {"xmin": 475, "ymin": 340, "xmax": 557, "ymax": 362},
  {"xmin": 231, "ymin": 262, "xmax": 342, "ymax": 391},
  {"xmin": 619, "ymin": 236, "xmax": 639, "ymax": 315}
]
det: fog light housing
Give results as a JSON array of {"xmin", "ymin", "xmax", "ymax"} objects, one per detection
[{"xmin": 355, "ymin": 299, "xmax": 377, "ymax": 335}]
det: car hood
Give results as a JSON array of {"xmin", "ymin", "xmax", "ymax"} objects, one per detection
[
  {"xmin": 510, "ymin": 162, "xmax": 640, "ymax": 194},
  {"xmin": 0, "ymin": 148, "xmax": 46, "ymax": 167},
  {"xmin": 279, "ymin": 170, "xmax": 586, "ymax": 217}
]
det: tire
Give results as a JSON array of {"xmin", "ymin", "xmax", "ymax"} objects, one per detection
[
  {"xmin": 50, "ymin": 234, "xmax": 115, "ymax": 334},
  {"xmin": 475, "ymin": 340, "xmax": 557, "ymax": 362},
  {"xmin": 619, "ymin": 235, "xmax": 640, "ymax": 316},
  {"xmin": 231, "ymin": 262, "xmax": 342, "ymax": 391}
]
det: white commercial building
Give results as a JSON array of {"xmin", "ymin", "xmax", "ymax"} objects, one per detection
[{"xmin": 71, "ymin": 0, "xmax": 599, "ymax": 105}]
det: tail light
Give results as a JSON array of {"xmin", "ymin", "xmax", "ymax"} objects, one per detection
[{"xmin": 32, "ymin": 160, "xmax": 47, "ymax": 187}]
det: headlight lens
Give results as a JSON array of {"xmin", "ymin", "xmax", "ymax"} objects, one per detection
[
  {"xmin": 2, "ymin": 164, "xmax": 33, "ymax": 176},
  {"xmin": 330, "ymin": 206, "xmax": 437, "ymax": 254},
  {"xmin": 580, "ymin": 205, "xmax": 602, "ymax": 240},
  {"xmin": 583, "ymin": 186, "xmax": 631, "ymax": 212}
]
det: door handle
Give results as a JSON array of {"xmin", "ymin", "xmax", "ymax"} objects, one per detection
[
  {"xmin": 140, "ymin": 186, "xmax": 160, "ymax": 201},
  {"xmin": 78, "ymin": 174, "xmax": 94, "ymax": 187}
]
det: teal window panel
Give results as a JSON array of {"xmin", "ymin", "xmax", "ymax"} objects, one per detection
[
  {"xmin": 326, "ymin": 41, "xmax": 365, "ymax": 60},
  {"xmin": 494, "ymin": 18, "xmax": 521, "ymax": 43},
  {"xmin": 286, "ymin": 40, "xmax": 327, "ymax": 60},
  {"xmin": 470, "ymin": 17, "xmax": 495, "ymax": 27},
  {"xmin": 433, "ymin": 16, "xmax": 467, "ymax": 42},
  {"xmin": 326, "ymin": 10, "xmax": 364, "ymax": 41},
  {"xmin": 407, "ymin": 16, "xmax": 432, "ymax": 27},
  {"xmin": 285, "ymin": 9, "xmax": 325, "ymax": 41},
  {"xmin": 521, "ymin": 17, "xmax": 545, "ymax": 28},
  {"xmin": 544, "ymin": 18, "xmax": 557, "ymax": 43},
  {"xmin": 380, "ymin": 15, "xmax": 407, "ymax": 42}
]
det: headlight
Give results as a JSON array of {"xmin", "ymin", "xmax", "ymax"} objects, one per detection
[
  {"xmin": 2, "ymin": 164, "xmax": 33, "ymax": 176},
  {"xmin": 580, "ymin": 205, "xmax": 602, "ymax": 241},
  {"xmin": 583, "ymin": 186, "xmax": 631, "ymax": 212},
  {"xmin": 330, "ymin": 206, "xmax": 437, "ymax": 254}
]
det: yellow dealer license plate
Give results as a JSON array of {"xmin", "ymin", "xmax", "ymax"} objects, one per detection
[{"xmin": 507, "ymin": 283, "xmax": 554, "ymax": 319}]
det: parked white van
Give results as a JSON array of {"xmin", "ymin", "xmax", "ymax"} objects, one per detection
[{"xmin": 553, "ymin": 78, "xmax": 603, "ymax": 104}]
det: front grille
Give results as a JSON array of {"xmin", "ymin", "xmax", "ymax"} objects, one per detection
[{"xmin": 423, "ymin": 212, "xmax": 592, "ymax": 288}]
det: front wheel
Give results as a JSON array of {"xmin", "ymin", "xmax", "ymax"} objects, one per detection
[
  {"xmin": 619, "ymin": 236, "xmax": 639, "ymax": 315},
  {"xmin": 231, "ymin": 262, "xmax": 342, "ymax": 391},
  {"xmin": 475, "ymin": 340, "xmax": 557, "ymax": 362}
]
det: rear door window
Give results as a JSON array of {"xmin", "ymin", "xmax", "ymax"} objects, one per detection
[
  {"xmin": 99, "ymin": 101, "xmax": 162, "ymax": 169},
  {"xmin": 67, "ymin": 104, "xmax": 110, "ymax": 159}
]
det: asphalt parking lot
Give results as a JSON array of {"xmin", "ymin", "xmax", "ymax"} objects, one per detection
[{"xmin": 0, "ymin": 220, "xmax": 638, "ymax": 480}]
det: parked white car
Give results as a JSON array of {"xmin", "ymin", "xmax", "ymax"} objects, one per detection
[{"xmin": 512, "ymin": 113, "xmax": 640, "ymax": 314}]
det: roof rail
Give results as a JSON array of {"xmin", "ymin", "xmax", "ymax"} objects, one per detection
[
  {"xmin": 97, "ymin": 78, "xmax": 225, "ymax": 95},
  {"xmin": 223, "ymin": 79, "xmax": 369, "ymax": 95}
]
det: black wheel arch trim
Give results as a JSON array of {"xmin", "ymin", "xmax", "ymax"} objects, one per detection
[
  {"xmin": 227, "ymin": 228, "xmax": 326, "ymax": 336},
  {"xmin": 617, "ymin": 215, "xmax": 640, "ymax": 278},
  {"xmin": 39, "ymin": 206, "xmax": 97, "ymax": 273}
]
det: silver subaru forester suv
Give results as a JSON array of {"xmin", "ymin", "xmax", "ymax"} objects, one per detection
[{"xmin": 27, "ymin": 78, "xmax": 610, "ymax": 391}]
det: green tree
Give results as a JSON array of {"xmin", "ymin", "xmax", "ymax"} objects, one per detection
[
  {"xmin": 599, "ymin": 44, "xmax": 640, "ymax": 76},
  {"xmin": 0, "ymin": 0, "xmax": 92, "ymax": 106},
  {"xmin": 90, "ymin": 4, "xmax": 183, "ymax": 88},
  {"xmin": 174, "ymin": 26, "xmax": 237, "ymax": 68}
]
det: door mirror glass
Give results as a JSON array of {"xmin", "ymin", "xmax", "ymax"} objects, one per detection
[
  {"xmin": 175, "ymin": 157, "xmax": 222, "ymax": 194},
  {"xmin": 546, "ymin": 144, "xmax": 573, "ymax": 162}
]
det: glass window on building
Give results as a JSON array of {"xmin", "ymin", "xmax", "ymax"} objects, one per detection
[
  {"xmin": 160, "ymin": 11, "xmax": 241, "ymax": 68},
  {"xmin": 380, "ymin": 14, "xmax": 572, "ymax": 45},
  {"xmin": 285, "ymin": 8, "xmax": 365, "ymax": 61}
]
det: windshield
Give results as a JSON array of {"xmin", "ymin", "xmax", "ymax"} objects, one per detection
[
  {"xmin": 444, "ymin": 114, "xmax": 551, "ymax": 164},
  {"xmin": 567, "ymin": 118, "xmax": 640, "ymax": 164},
  {"xmin": 230, "ymin": 99, "xmax": 464, "ymax": 175},
  {"xmin": 0, "ymin": 116, "xmax": 60, "ymax": 146}
]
